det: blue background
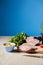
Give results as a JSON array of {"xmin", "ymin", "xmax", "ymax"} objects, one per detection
[{"xmin": 0, "ymin": 0, "xmax": 43, "ymax": 36}]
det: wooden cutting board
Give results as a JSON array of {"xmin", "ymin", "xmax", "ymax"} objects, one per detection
[{"xmin": 35, "ymin": 46, "xmax": 43, "ymax": 54}]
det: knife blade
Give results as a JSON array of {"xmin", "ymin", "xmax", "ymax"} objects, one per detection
[{"xmin": 23, "ymin": 55, "xmax": 43, "ymax": 59}]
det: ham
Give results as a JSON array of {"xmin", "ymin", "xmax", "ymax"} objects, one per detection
[
  {"xmin": 18, "ymin": 37, "xmax": 40, "ymax": 52},
  {"xmin": 18, "ymin": 43, "xmax": 32, "ymax": 52},
  {"xmin": 26, "ymin": 37, "xmax": 40, "ymax": 46}
]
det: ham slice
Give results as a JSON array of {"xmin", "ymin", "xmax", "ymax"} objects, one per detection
[
  {"xmin": 26, "ymin": 37, "xmax": 39, "ymax": 46},
  {"xmin": 18, "ymin": 43, "xmax": 32, "ymax": 52}
]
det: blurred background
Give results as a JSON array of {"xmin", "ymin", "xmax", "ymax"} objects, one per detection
[{"xmin": 0, "ymin": 0, "xmax": 43, "ymax": 36}]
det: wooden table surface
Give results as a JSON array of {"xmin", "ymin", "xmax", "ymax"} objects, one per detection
[{"xmin": 0, "ymin": 36, "xmax": 43, "ymax": 65}]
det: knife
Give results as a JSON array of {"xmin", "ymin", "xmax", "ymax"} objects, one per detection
[{"xmin": 23, "ymin": 55, "xmax": 43, "ymax": 59}]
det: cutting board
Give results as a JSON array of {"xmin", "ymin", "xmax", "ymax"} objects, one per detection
[{"xmin": 34, "ymin": 46, "xmax": 43, "ymax": 54}]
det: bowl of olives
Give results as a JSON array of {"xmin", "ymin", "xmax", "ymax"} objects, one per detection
[{"xmin": 3, "ymin": 42, "xmax": 15, "ymax": 52}]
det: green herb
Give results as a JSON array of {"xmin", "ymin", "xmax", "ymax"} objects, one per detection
[{"xmin": 9, "ymin": 32, "xmax": 28, "ymax": 46}]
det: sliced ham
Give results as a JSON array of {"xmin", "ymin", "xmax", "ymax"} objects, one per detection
[
  {"xmin": 26, "ymin": 37, "xmax": 40, "ymax": 46},
  {"xmin": 18, "ymin": 43, "xmax": 32, "ymax": 52},
  {"xmin": 18, "ymin": 37, "xmax": 40, "ymax": 52},
  {"xmin": 18, "ymin": 43, "xmax": 37, "ymax": 52}
]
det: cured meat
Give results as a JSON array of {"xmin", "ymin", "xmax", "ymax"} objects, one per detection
[
  {"xmin": 18, "ymin": 43, "xmax": 32, "ymax": 52},
  {"xmin": 26, "ymin": 37, "xmax": 40, "ymax": 46},
  {"xmin": 18, "ymin": 37, "xmax": 40, "ymax": 52}
]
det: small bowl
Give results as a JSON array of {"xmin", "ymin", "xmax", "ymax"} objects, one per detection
[{"xmin": 3, "ymin": 42, "xmax": 15, "ymax": 52}]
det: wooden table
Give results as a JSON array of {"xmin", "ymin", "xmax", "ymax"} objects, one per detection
[{"xmin": 0, "ymin": 36, "xmax": 43, "ymax": 65}]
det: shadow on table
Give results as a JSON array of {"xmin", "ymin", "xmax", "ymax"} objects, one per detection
[
  {"xmin": 10, "ymin": 50, "xmax": 37, "ymax": 54},
  {"xmin": 10, "ymin": 49, "xmax": 20, "ymax": 53}
]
